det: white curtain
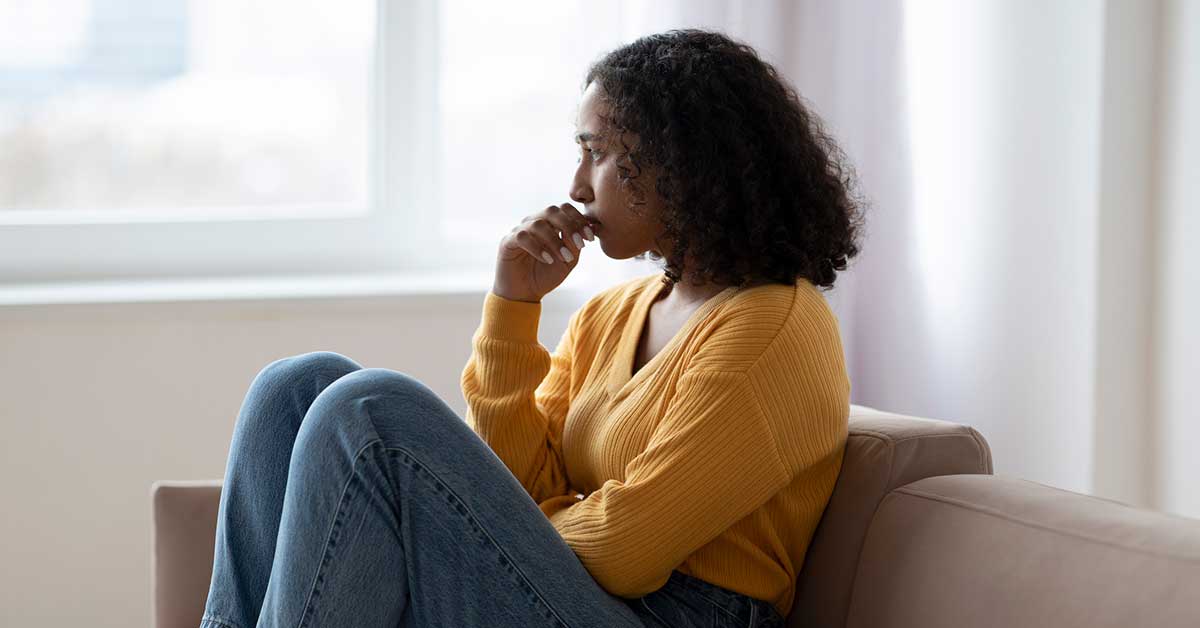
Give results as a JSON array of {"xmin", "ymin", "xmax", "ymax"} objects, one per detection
[{"xmin": 602, "ymin": 0, "xmax": 1199, "ymax": 518}]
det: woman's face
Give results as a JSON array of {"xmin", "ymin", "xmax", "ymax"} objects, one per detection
[{"xmin": 569, "ymin": 82, "xmax": 667, "ymax": 260}]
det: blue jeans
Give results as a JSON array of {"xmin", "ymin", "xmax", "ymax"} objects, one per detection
[{"xmin": 200, "ymin": 351, "xmax": 784, "ymax": 628}]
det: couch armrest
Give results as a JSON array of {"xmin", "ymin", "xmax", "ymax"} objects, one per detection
[
  {"xmin": 151, "ymin": 480, "xmax": 222, "ymax": 628},
  {"xmin": 790, "ymin": 404, "xmax": 993, "ymax": 628}
]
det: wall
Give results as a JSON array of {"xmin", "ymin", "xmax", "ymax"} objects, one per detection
[{"xmin": 0, "ymin": 286, "xmax": 582, "ymax": 627}]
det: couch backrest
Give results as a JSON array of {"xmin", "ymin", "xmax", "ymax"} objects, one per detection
[
  {"xmin": 846, "ymin": 474, "xmax": 1200, "ymax": 628},
  {"xmin": 790, "ymin": 404, "xmax": 993, "ymax": 628}
]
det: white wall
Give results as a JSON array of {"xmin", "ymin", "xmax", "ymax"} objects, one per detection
[{"xmin": 0, "ymin": 287, "xmax": 582, "ymax": 627}]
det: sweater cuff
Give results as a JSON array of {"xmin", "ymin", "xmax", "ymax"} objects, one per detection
[{"xmin": 478, "ymin": 291, "xmax": 542, "ymax": 343}]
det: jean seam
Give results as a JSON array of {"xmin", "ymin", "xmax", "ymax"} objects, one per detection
[
  {"xmin": 639, "ymin": 597, "xmax": 669, "ymax": 627},
  {"xmin": 200, "ymin": 614, "xmax": 240, "ymax": 628},
  {"xmin": 382, "ymin": 445, "xmax": 575, "ymax": 628},
  {"xmin": 295, "ymin": 438, "xmax": 383, "ymax": 628}
]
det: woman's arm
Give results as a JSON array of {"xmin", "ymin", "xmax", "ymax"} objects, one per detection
[{"xmin": 460, "ymin": 291, "xmax": 581, "ymax": 505}]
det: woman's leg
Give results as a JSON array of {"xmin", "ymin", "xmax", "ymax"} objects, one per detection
[
  {"xmin": 200, "ymin": 351, "xmax": 365, "ymax": 628},
  {"xmin": 210, "ymin": 358, "xmax": 648, "ymax": 628}
]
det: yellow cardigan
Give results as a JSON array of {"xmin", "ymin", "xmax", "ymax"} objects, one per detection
[{"xmin": 460, "ymin": 272, "xmax": 850, "ymax": 620}]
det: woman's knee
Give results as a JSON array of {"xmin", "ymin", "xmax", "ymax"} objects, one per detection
[
  {"xmin": 308, "ymin": 368, "xmax": 432, "ymax": 411},
  {"xmin": 253, "ymin": 351, "xmax": 362, "ymax": 390},
  {"xmin": 239, "ymin": 351, "xmax": 363, "ymax": 430},
  {"xmin": 304, "ymin": 369, "xmax": 456, "ymax": 440}
]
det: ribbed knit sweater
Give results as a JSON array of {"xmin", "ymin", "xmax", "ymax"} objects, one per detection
[{"xmin": 460, "ymin": 272, "xmax": 850, "ymax": 620}]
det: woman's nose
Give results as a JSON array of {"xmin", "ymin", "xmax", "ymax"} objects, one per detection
[{"xmin": 569, "ymin": 183, "xmax": 592, "ymax": 204}]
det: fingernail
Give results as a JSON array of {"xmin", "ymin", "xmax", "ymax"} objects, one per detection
[
  {"xmin": 541, "ymin": 251, "xmax": 554, "ymax": 264},
  {"xmin": 583, "ymin": 226, "xmax": 595, "ymax": 240},
  {"xmin": 560, "ymin": 246, "xmax": 573, "ymax": 262},
  {"xmin": 572, "ymin": 233, "xmax": 584, "ymax": 248}
]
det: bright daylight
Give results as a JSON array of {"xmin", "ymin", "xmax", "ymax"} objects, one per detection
[{"xmin": 1, "ymin": 1, "xmax": 1198, "ymax": 627}]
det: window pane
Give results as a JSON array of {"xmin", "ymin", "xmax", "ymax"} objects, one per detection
[
  {"xmin": 0, "ymin": 0, "xmax": 373, "ymax": 217},
  {"xmin": 437, "ymin": 1, "xmax": 627, "ymax": 243}
]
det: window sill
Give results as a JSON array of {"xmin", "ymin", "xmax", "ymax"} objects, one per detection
[{"xmin": 0, "ymin": 270, "xmax": 502, "ymax": 307}]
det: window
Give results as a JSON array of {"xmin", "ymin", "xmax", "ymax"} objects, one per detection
[
  {"xmin": 0, "ymin": 0, "xmax": 370, "ymax": 218},
  {"xmin": 0, "ymin": 0, "xmax": 664, "ymax": 286},
  {"xmin": 436, "ymin": 2, "xmax": 625, "ymax": 245}
]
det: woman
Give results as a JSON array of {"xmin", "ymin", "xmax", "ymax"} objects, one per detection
[{"xmin": 200, "ymin": 28, "xmax": 863, "ymax": 628}]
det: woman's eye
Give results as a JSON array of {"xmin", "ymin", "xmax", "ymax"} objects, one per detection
[{"xmin": 588, "ymin": 149, "xmax": 602, "ymax": 160}]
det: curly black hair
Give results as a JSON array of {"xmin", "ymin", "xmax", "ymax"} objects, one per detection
[{"xmin": 582, "ymin": 28, "xmax": 866, "ymax": 291}]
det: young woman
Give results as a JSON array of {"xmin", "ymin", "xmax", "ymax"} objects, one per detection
[{"xmin": 200, "ymin": 28, "xmax": 863, "ymax": 628}]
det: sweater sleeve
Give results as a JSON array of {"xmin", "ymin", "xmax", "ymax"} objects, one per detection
[
  {"xmin": 460, "ymin": 291, "xmax": 578, "ymax": 505},
  {"xmin": 542, "ymin": 369, "xmax": 796, "ymax": 598}
]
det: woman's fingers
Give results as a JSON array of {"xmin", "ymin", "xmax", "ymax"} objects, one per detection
[
  {"xmin": 505, "ymin": 203, "xmax": 596, "ymax": 266},
  {"xmin": 541, "ymin": 205, "xmax": 590, "ymax": 256},
  {"xmin": 512, "ymin": 230, "xmax": 556, "ymax": 264},
  {"xmin": 557, "ymin": 203, "xmax": 596, "ymax": 241},
  {"xmin": 529, "ymin": 217, "xmax": 579, "ymax": 263}
]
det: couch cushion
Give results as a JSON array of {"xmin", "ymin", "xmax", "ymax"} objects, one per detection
[
  {"xmin": 790, "ymin": 404, "xmax": 993, "ymax": 628},
  {"xmin": 847, "ymin": 474, "xmax": 1200, "ymax": 628}
]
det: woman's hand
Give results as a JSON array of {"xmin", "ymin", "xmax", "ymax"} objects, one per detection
[{"xmin": 492, "ymin": 203, "xmax": 599, "ymax": 303}]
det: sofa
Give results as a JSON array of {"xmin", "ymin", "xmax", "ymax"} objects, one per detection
[{"xmin": 151, "ymin": 404, "xmax": 1200, "ymax": 627}]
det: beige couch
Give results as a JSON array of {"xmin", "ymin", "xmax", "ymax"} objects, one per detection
[{"xmin": 151, "ymin": 404, "xmax": 1200, "ymax": 627}]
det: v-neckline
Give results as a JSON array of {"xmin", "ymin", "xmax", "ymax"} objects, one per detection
[{"xmin": 607, "ymin": 275, "xmax": 739, "ymax": 398}]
